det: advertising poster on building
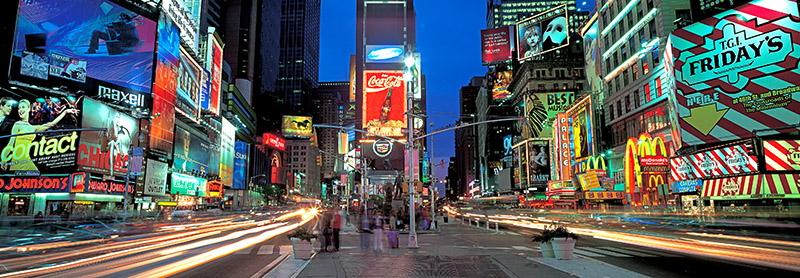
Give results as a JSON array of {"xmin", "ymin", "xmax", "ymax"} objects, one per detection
[
  {"xmin": 556, "ymin": 113, "xmax": 572, "ymax": 180},
  {"xmin": 170, "ymin": 172, "xmax": 206, "ymax": 196},
  {"xmin": 0, "ymin": 94, "xmax": 81, "ymax": 174},
  {"xmin": 567, "ymin": 96, "xmax": 594, "ymax": 163},
  {"xmin": 764, "ymin": 140, "xmax": 800, "ymax": 171},
  {"xmin": 365, "ymin": 45, "xmax": 404, "ymax": 63},
  {"xmin": 518, "ymin": 144, "xmax": 528, "ymax": 188},
  {"xmin": 220, "ymin": 118, "xmax": 236, "ymax": 186},
  {"xmin": 206, "ymin": 119, "xmax": 221, "ymax": 176},
  {"xmin": 233, "ymin": 141, "xmax": 249, "ymax": 190},
  {"xmin": 0, "ymin": 175, "xmax": 72, "ymax": 193},
  {"xmin": 78, "ymin": 98, "xmax": 140, "ymax": 176},
  {"xmin": 363, "ymin": 71, "xmax": 407, "ymax": 138},
  {"xmin": 143, "ymin": 159, "xmax": 168, "ymax": 196},
  {"xmin": 492, "ymin": 71, "xmax": 512, "ymax": 100},
  {"xmin": 9, "ymin": 0, "xmax": 157, "ymax": 104},
  {"xmin": 516, "ymin": 4, "xmax": 569, "ymax": 60},
  {"xmin": 669, "ymin": 0, "xmax": 800, "ymax": 146},
  {"xmin": 173, "ymin": 126, "xmax": 210, "ymax": 173},
  {"xmin": 150, "ymin": 13, "xmax": 179, "ymax": 160},
  {"xmin": 162, "ymin": 0, "xmax": 199, "ymax": 51},
  {"xmin": 670, "ymin": 142, "xmax": 758, "ymax": 181},
  {"xmin": 205, "ymin": 34, "xmax": 223, "ymax": 115},
  {"xmin": 176, "ymin": 45, "xmax": 200, "ymax": 120},
  {"xmin": 481, "ymin": 26, "xmax": 513, "ymax": 64},
  {"xmin": 199, "ymin": 68, "xmax": 210, "ymax": 111},
  {"xmin": 582, "ymin": 19, "xmax": 604, "ymax": 94},
  {"xmin": 525, "ymin": 92, "xmax": 575, "ymax": 138},
  {"xmin": 281, "ymin": 116, "xmax": 313, "ymax": 138},
  {"xmin": 527, "ymin": 139, "xmax": 551, "ymax": 186}
]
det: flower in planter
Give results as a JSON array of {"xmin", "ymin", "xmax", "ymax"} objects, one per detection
[
  {"xmin": 550, "ymin": 225, "xmax": 580, "ymax": 240},
  {"xmin": 287, "ymin": 228, "xmax": 318, "ymax": 242},
  {"xmin": 531, "ymin": 226, "xmax": 554, "ymax": 243}
]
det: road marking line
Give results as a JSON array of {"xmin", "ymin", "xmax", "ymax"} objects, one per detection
[
  {"xmin": 511, "ymin": 246, "xmax": 534, "ymax": 251},
  {"xmin": 235, "ymin": 247, "xmax": 253, "ymax": 254},
  {"xmin": 579, "ymin": 246, "xmax": 633, "ymax": 257},
  {"xmin": 571, "ymin": 248, "xmax": 606, "ymax": 257},
  {"xmin": 278, "ymin": 245, "xmax": 293, "ymax": 255},
  {"xmin": 258, "ymin": 245, "xmax": 274, "ymax": 255},
  {"xmin": 506, "ymin": 231, "xmax": 520, "ymax": 236},
  {"xmin": 599, "ymin": 246, "xmax": 657, "ymax": 257},
  {"xmin": 620, "ymin": 247, "xmax": 680, "ymax": 257}
]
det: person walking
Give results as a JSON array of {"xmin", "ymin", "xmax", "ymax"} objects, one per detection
[
  {"xmin": 372, "ymin": 211, "xmax": 385, "ymax": 252},
  {"xmin": 331, "ymin": 210, "xmax": 342, "ymax": 251},
  {"xmin": 360, "ymin": 211, "xmax": 372, "ymax": 251}
]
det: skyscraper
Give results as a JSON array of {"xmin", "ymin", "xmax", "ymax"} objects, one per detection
[
  {"xmin": 313, "ymin": 82, "xmax": 348, "ymax": 180},
  {"xmin": 276, "ymin": 0, "xmax": 321, "ymax": 115}
]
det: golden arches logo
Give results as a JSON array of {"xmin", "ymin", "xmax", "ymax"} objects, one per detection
[
  {"xmin": 587, "ymin": 156, "xmax": 606, "ymax": 170},
  {"xmin": 648, "ymin": 175, "xmax": 665, "ymax": 190}
]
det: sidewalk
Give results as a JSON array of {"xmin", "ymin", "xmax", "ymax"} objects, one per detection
[{"xmin": 266, "ymin": 215, "xmax": 650, "ymax": 277}]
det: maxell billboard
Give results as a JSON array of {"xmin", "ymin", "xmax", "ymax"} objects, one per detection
[{"xmin": 669, "ymin": 0, "xmax": 800, "ymax": 146}]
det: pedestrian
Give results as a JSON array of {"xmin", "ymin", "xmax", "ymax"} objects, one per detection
[
  {"xmin": 389, "ymin": 210, "xmax": 397, "ymax": 231},
  {"xmin": 360, "ymin": 211, "xmax": 372, "ymax": 251},
  {"xmin": 372, "ymin": 211, "xmax": 385, "ymax": 252},
  {"xmin": 320, "ymin": 210, "xmax": 332, "ymax": 252},
  {"xmin": 331, "ymin": 210, "xmax": 342, "ymax": 251}
]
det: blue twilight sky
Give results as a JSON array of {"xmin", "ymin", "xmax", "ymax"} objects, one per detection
[{"xmin": 320, "ymin": 0, "xmax": 487, "ymax": 183}]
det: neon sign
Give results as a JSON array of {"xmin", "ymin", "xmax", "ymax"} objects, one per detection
[{"xmin": 366, "ymin": 46, "xmax": 404, "ymax": 61}]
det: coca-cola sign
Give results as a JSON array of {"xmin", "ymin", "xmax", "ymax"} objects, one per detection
[
  {"xmin": 365, "ymin": 74, "xmax": 404, "ymax": 93},
  {"xmin": 363, "ymin": 71, "xmax": 406, "ymax": 138}
]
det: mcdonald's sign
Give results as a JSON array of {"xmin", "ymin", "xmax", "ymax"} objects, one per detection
[
  {"xmin": 625, "ymin": 133, "xmax": 670, "ymax": 194},
  {"xmin": 575, "ymin": 155, "xmax": 607, "ymax": 177},
  {"xmin": 648, "ymin": 174, "xmax": 666, "ymax": 191}
]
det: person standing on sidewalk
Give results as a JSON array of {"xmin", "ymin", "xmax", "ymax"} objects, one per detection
[
  {"xmin": 360, "ymin": 210, "xmax": 372, "ymax": 251},
  {"xmin": 372, "ymin": 211, "xmax": 385, "ymax": 252},
  {"xmin": 331, "ymin": 210, "xmax": 342, "ymax": 251}
]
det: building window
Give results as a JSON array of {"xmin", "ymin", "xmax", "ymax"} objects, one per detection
[
  {"xmin": 538, "ymin": 83, "xmax": 545, "ymax": 91},
  {"xmin": 562, "ymin": 83, "xmax": 568, "ymax": 89},
  {"xmin": 553, "ymin": 83, "xmax": 559, "ymax": 90},
  {"xmin": 610, "ymin": 104, "xmax": 615, "ymax": 120},
  {"xmin": 536, "ymin": 70, "xmax": 541, "ymax": 79},
  {"xmin": 652, "ymin": 50, "xmax": 660, "ymax": 67},
  {"xmin": 617, "ymin": 100, "xmax": 623, "ymax": 117},
  {"xmin": 621, "ymin": 45, "xmax": 627, "ymax": 59},
  {"xmin": 649, "ymin": 20, "xmax": 656, "ymax": 39},
  {"xmin": 576, "ymin": 83, "xmax": 583, "ymax": 90},
  {"xmin": 625, "ymin": 95, "xmax": 631, "ymax": 112},
  {"xmin": 643, "ymin": 60, "xmax": 649, "ymax": 74},
  {"xmin": 633, "ymin": 90, "xmax": 640, "ymax": 109},
  {"xmin": 622, "ymin": 69, "xmax": 629, "ymax": 87},
  {"xmin": 645, "ymin": 83, "xmax": 651, "ymax": 103},
  {"xmin": 656, "ymin": 77, "xmax": 662, "ymax": 97},
  {"xmin": 632, "ymin": 63, "xmax": 639, "ymax": 80}
]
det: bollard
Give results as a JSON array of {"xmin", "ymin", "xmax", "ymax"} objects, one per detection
[
  {"xmin": 495, "ymin": 222, "xmax": 499, "ymax": 233},
  {"xmin": 486, "ymin": 220, "xmax": 490, "ymax": 230},
  {"xmin": 475, "ymin": 219, "xmax": 480, "ymax": 228}
]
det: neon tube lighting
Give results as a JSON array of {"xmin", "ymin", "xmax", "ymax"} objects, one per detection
[
  {"xmin": 603, "ymin": 8, "xmax": 658, "ymax": 60},
  {"xmin": 604, "ymin": 38, "xmax": 660, "ymax": 83},
  {"xmin": 598, "ymin": 0, "xmax": 618, "ymax": 13},
  {"xmin": 601, "ymin": 0, "xmax": 642, "ymax": 36}
]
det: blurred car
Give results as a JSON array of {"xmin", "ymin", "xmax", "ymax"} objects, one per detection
[{"xmin": 169, "ymin": 210, "xmax": 193, "ymax": 221}]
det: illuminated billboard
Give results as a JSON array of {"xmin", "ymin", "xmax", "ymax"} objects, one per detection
[
  {"xmin": 0, "ymin": 95, "xmax": 80, "ymax": 174},
  {"xmin": 527, "ymin": 139, "xmax": 551, "ymax": 186},
  {"xmin": 9, "ymin": 0, "xmax": 157, "ymax": 104},
  {"xmin": 517, "ymin": 4, "xmax": 570, "ymax": 60},
  {"xmin": 669, "ymin": 0, "xmax": 800, "ymax": 146},
  {"xmin": 764, "ymin": 140, "xmax": 800, "ymax": 171},
  {"xmin": 78, "ymin": 98, "xmax": 141, "ymax": 176},
  {"xmin": 220, "ymin": 118, "xmax": 236, "ymax": 186},
  {"xmin": 481, "ymin": 26, "xmax": 513, "ymax": 64},
  {"xmin": 670, "ymin": 142, "xmax": 758, "ymax": 181},
  {"xmin": 205, "ymin": 33, "xmax": 223, "ymax": 115},
  {"xmin": 524, "ymin": 92, "xmax": 575, "ymax": 138},
  {"xmin": 365, "ymin": 45, "xmax": 404, "ymax": 63},
  {"xmin": 492, "ymin": 71, "xmax": 512, "ymax": 100},
  {"xmin": 567, "ymin": 95, "xmax": 594, "ymax": 164},
  {"xmin": 173, "ymin": 126, "xmax": 210, "ymax": 173},
  {"xmin": 176, "ymin": 45, "xmax": 200, "ymax": 120},
  {"xmin": 363, "ymin": 71, "xmax": 407, "ymax": 138},
  {"xmin": 170, "ymin": 172, "xmax": 206, "ymax": 196},
  {"xmin": 349, "ymin": 55, "xmax": 356, "ymax": 102},
  {"xmin": 162, "ymin": 0, "xmax": 199, "ymax": 51},
  {"xmin": 150, "ymin": 13, "xmax": 179, "ymax": 160},
  {"xmin": 206, "ymin": 119, "xmax": 221, "ymax": 176},
  {"xmin": 282, "ymin": 116, "xmax": 313, "ymax": 138},
  {"xmin": 0, "ymin": 176, "xmax": 71, "ymax": 193},
  {"xmin": 582, "ymin": 19, "xmax": 604, "ymax": 93},
  {"xmin": 233, "ymin": 141, "xmax": 249, "ymax": 190},
  {"xmin": 263, "ymin": 133, "xmax": 285, "ymax": 150},
  {"xmin": 144, "ymin": 159, "xmax": 168, "ymax": 196}
]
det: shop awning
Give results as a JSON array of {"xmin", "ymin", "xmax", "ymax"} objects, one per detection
[
  {"xmin": 702, "ymin": 175, "xmax": 762, "ymax": 200},
  {"xmin": 763, "ymin": 174, "xmax": 800, "ymax": 198}
]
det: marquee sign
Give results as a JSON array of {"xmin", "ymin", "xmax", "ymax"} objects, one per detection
[
  {"xmin": 668, "ymin": 0, "xmax": 800, "ymax": 146},
  {"xmin": 670, "ymin": 142, "xmax": 758, "ymax": 181}
]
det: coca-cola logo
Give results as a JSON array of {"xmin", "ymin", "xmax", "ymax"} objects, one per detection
[{"xmin": 366, "ymin": 73, "xmax": 403, "ymax": 93}]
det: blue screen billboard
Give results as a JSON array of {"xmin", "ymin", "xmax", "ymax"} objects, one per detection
[
  {"xmin": 233, "ymin": 141, "xmax": 249, "ymax": 190},
  {"xmin": 172, "ymin": 126, "xmax": 210, "ymax": 174}
]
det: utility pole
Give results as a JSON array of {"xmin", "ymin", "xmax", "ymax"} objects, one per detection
[
  {"xmin": 429, "ymin": 123, "xmax": 436, "ymax": 230},
  {"xmin": 405, "ymin": 54, "xmax": 419, "ymax": 248}
]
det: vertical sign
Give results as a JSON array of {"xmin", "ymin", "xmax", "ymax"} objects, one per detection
[{"xmin": 220, "ymin": 119, "xmax": 236, "ymax": 186}]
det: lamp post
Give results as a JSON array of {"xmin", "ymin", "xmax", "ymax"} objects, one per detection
[{"xmin": 405, "ymin": 54, "xmax": 419, "ymax": 248}]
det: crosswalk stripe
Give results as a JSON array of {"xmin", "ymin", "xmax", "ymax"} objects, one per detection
[
  {"xmin": 235, "ymin": 247, "xmax": 253, "ymax": 255},
  {"xmin": 571, "ymin": 248, "xmax": 605, "ymax": 257},
  {"xmin": 506, "ymin": 231, "xmax": 520, "ymax": 236},
  {"xmin": 620, "ymin": 247, "xmax": 680, "ymax": 257},
  {"xmin": 278, "ymin": 245, "xmax": 293, "ymax": 255},
  {"xmin": 511, "ymin": 246, "xmax": 534, "ymax": 251},
  {"xmin": 599, "ymin": 247, "xmax": 656, "ymax": 257},
  {"xmin": 258, "ymin": 245, "xmax": 274, "ymax": 255},
  {"xmin": 578, "ymin": 247, "xmax": 632, "ymax": 257}
]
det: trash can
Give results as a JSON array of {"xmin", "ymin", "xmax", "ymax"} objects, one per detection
[
  {"xmin": 387, "ymin": 231, "xmax": 399, "ymax": 248},
  {"xmin": 443, "ymin": 215, "xmax": 449, "ymax": 223}
]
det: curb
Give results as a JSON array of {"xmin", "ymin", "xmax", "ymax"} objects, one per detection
[{"xmin": 263, "ymin": 252, "xmax": 317, "ymax": 278}]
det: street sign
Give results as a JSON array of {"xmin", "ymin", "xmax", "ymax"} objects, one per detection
[{"xmin": 130, "ymin": 147, "xmax": 144, "ymax": 176}]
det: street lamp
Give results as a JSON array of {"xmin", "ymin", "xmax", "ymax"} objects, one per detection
[{"xmin": 405, "ymin": 51, "xmax": 419, "ymax": 248}]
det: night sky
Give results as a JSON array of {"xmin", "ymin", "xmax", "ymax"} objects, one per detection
[{"xmin": 320, "ymin": 0, "xmax": 487, "ymax": 182}]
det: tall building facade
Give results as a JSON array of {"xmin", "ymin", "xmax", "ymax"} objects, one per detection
[
  {"xmin": 276, "ymin": 0, "xmax": 321, "ymax": 115},
  {"xmin": 259, "ymin": 0, "xmax": 281, "ymax": 94},
  {"xmin": 313, "ymin": 82, "xmax": 348, "ymax": 180},
  {"xmin": 285, "ymin": 139, "xmax": 321, "ymax": 198},
  {"xmin": 454, "ymin": 77, "xmax": 483, "ymax": 197},
  {"xmin": 486, "ymin": 0, "xmax": 590, "ymax": 31}
]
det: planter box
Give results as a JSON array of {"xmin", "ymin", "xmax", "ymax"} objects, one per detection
[
  {"xmin": 551, "ymin": 237, "xmax": 576, "ymax": 260},
  {"xmin": 538, "ymin": 241, "xmax": 555, "ymax": 258},
  {"xmin": 291, "ymin": 238, "xmax": 314, "ymax": 260}
]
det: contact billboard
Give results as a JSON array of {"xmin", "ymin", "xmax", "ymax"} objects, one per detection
[
  {"xmin": 481, "ymin": 26, "xmax": 512, "ymax": 64},
  {"xmin": 176, "ymin": 45, "xmax": 200, "ymax": 120},
  {"xmin": 220, "ymin": 118, "xmax": 236, "ymax": 186},
  {"xmin": 527, "ymin": 139, "xmax": 551, "ymax": 186},
  {"xmin": 567, "ymin": 95, "xmax": 594, "ymax": 163},
  {"xmin": 77, "ymin": 98, "xmax": 141, "ymax": 176},
  {"xmin": 524, "ymin": 92, "xmax": 575, "ymax": 138},
  {"xmin": 517, "ymin": 4, "xmax": 569, "ymax": 60},
  {"xmin": 281, "ymin": 116, "xmax": 313, "ymax": 138},
  {"xmin": 232, "ymin": 141, "xmax": 249, "ymax": 190},
  {"xmin": 173, "ymin": 126, "xmax": 210, "ymax": 173},
  {"xmin": 492, "ymin": 71, "xmax": 512, "ymax": 100},
  {"xmin": 9, "ymin": 0, "xmax": 157, "ymax": 106},
  {"xmin": 150, "ymin": 13, "xmax": 179, "ymax": 160},
  {"xmin": 0, "ymin": 95, "xmax": 81, "ymax": 175},
  {"xmin": 363, "ymin": 71, "xmax": 407, "ymax": 138},
  {"xmin": 669, "ymin": 0, "xmax": 800, "ymax": 146}
]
